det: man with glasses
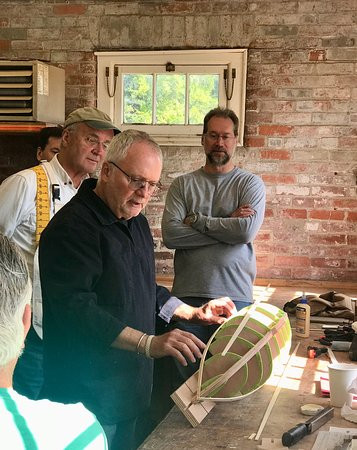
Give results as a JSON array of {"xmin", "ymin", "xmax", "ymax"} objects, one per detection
[
  {"xmin": 39, "ymin": 130, "xmax": 235, "ymax": 450},
  {"xmin": 161, "ymin": 107, "xmax": 266, "ymax": 383},
  {"xmin": 0, "ymin": 106, "xmax": 119, "ymax": 400}
]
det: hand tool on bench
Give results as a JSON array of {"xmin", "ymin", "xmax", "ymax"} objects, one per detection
[{"xmin": 282, "ymin": 406, "xmax": 334, "ymax": 447}]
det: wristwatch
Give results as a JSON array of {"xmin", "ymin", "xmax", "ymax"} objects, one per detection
[{"xmin": 185, "ymin": 213, "xmax": 198, "ymax": 226}]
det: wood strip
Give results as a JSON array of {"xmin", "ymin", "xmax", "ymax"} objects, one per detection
[
  {"xmin": 327, "ymin": 348, "xmax": 338, "ymax": 364},
  {"xmin": 254, "ymin": 342, "xmax": 300, "ymax": 441},
  {"xmin": 221, "ymin": 284, "xmax": 271, "ymax": 356}
]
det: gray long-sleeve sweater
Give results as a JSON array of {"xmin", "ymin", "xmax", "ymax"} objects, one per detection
[{"xmin": 162, "ymin": 167, "xmax": 266, "ymax": 302}]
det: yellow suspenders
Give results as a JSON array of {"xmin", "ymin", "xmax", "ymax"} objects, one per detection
[{"xmin": 31, "ymin": 165, "xmax": 50, "ymax": 245}]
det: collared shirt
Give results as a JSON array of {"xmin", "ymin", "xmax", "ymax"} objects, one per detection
[
  {"xmin": 0, "ymin": 155, "xmax": 78, "ymax": 277},
  {"xmin": 40, "ymin": 178, "xmax": 181, "ymax": 423}
]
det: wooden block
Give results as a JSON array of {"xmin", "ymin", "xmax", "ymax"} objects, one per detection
[{"xmin": 171, "ymin": 373, "xmax": 216, "ymax": 427}]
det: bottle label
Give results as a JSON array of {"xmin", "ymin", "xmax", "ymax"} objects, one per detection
[{"xmin": 296, "ymin": 307, "xmax": 307, "ymax": 319}]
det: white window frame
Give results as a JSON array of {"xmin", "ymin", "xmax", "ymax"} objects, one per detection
[{"xmin": 95, "ymin": 49, "xmax": 247, "ymax": 146}]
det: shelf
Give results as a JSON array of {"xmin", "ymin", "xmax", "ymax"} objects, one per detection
[{"xmin": 0, "ymin": 122, "xmax": 47, "ymax": 134}]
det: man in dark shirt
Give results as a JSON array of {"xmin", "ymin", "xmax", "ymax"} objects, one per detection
[{"xmin": 39, "ymin": 130, "xmax": 235, "ymax": 450}]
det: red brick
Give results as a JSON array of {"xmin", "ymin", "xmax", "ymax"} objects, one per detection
[
  {"xmin": 260, "ymin": 150, "xmax": 291, "ymax": 160},
  {"xmin": 154, "ymin": 251, "xmax": 173, "ymax": 260},
  {"xmin": 311, "ymin": 258, "xmax": 346, "ymax": 268},
  {"xmin": 155, "ymin": 261, "xmax": 174, "ymax": 275},
  {"xmin": 257, "ymin": 267, "xmax": 292, "ymax": 279},
  {"xmin": 263, "ymin": 174, "xmax": 296, "ymax": 184},
  {"xmin": 292, "ymin": 267, "xmax": 353, "ymax": 281},
  {"xmin": 151, "ymin": 229, "xmax": 164, "ymax": 238},
  {"xmin": 246, "ymin": 111, "xmax": 273, "ymax": 123},
  {"xmin": 0, "ymin": 40, "xmax": 10, "ymax": 51},
  {"xmin": 258, "ymin": 125, "xmax": 294, "ymax": 136},
  {"xmin": 282, "ymin": 209, "xmax": 307, "ymax": 219},
  {"xmin": 347, "ymin": 212, "xmax": 357, "ymax": 222},
  {"xmin": 161, "ymin": 2, "xmax": 194, "ymax": 13},
  {"xmin": 309, "ymin": 210, "xmax": 345, "ymax": 220},
  {"xmin": 309, "ymin": 234, "xmax": 346, "ymax": 245},
  {"xmin": 264, "ymin": 209, "xmax": 274, "ymax": 218},
  {"xmin": 320, "ymin": 222, "xmax": 352, "ymax": 233},
  {"xmin": 311, "ymin": 186, "xmax": 347, "ymax": 197},
  {"xmin": 280, "ymin": 163, "xmax": 309, "ymax": 173},
  {"xmin": 333, "ymin": 199, "xmax": 357, "ymax": 209},
  {"xmin": 255, "ymin": 232, "xmax": 271, "ymax": 241},
  {"xmin": 246, "ymin": 99, "xmax": 258, "ymax": 111},
  {"xmin": 53, "ymin": 4, "xmax": 87, "ymax": 15},
  {"xmin": 275, "ymin": 255, "xmax": 310, "ymax": 267},
  {"xmin": 66, "ymin": 74, "xmax": 96, "ymax": 86},
  {"xmin": 256, "ymin": 255, "xmax": 273, "ymax": 267},
  {"xmin": 347, "ymin": 236, "xmax": 357, "ymax": 245},
  {"xmin": 309, "ymin": 50, "xmax": 326, "ymax": 61},
  {"xmin": 244, "ymin": 136, "xmax": 265, "ymax": 147},
  {"xmin": 337, "ymin": 137, "xmax": 357, "ymax": 148},
  {"xmin": 292, "ymin": 197, "xmax": 315, "ymax": 208}
]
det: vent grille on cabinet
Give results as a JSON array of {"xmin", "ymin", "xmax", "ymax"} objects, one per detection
[{"xmin": 0, "ymin": 60, "xmax": 65, "ymax": 123}]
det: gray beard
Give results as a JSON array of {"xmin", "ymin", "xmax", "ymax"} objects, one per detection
[{"xmin": 207, "ymin": 149, "xmax": 230, "ymax": 166}]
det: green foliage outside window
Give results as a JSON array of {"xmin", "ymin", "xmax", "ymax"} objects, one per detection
[
  {"xmin": 123, "ymin": 73, "xmax": 219, "ymax": 125},
  {"xmin": 156, "ymin": 74, "xmax": 185, "ymax": 124},
  {"xmin": 123, "ymin": 74, "xmax": 152, "ymax": 124},
  {"xmin": 189, "ymin": 74, "xmax": 219, "ymax": 124}
]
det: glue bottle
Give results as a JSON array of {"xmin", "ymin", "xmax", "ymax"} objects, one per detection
[{"xmin": 295, "ymin": 292, "xmax": 310, "ymax": 338}]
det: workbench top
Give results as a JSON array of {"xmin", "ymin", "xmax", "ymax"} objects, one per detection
[{"xmin": 140, "ymin": 327, "xmax": 356, "ymax": 450}]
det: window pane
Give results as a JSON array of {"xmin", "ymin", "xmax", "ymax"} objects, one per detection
[
  {"xmin": 123, "ymin": 74, "xmax": 153, "ymax": 124},
  {"xmin": 188, "ymin": 74, "xmax": 219, "ymax": 124},
  {"xmin": 156, "ymin": 74, "xmax": 185, "ymax": 124}
]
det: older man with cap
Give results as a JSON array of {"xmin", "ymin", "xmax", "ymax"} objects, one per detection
[{"xmin": 0, "ymin": 106, "xmax": 119, "ymax": 399}]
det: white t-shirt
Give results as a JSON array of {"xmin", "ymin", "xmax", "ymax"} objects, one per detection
[{"xmin": 0, "ymin": 388, "xmax": 107, "ymax": 449}]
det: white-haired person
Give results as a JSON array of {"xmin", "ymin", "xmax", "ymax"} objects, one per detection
[{"xmin": 0, "ymin": 233, "xmax": 107, "ymax": 449}]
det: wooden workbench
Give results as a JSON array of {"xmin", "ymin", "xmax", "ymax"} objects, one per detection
[{"xmin": 139, "ymin": 288, "xmax": 357, "ymax": 450}]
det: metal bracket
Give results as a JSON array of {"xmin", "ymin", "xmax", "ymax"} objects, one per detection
[
  {"xmin": 105, "ymin": 66, "xmax": 118, "ymax": 98},
  {"xmin": 224, "ymin": 67, "xmax": 236, "ymax": 101},
  {"xmin": 166, "ymin": 62, "xmax": 175, "ymax": 72}
]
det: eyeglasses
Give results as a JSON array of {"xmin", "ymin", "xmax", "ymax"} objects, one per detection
[
  {"xmin": 84, "ymin": 135, "xmax": 110, "ymax": 151},
  {"xmin": 205, "ymin": 132, "xmax": 236, "ymax": 143},
  {"xmin": 108, "ymin": 161, "xmax": 162, "ymax": 194}
]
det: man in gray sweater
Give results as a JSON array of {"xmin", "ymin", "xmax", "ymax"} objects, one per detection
[{"xmin": 161, "ymin": 107, "xmax": 266, "ymax": 382}]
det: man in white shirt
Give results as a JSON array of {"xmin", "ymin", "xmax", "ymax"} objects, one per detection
[
  {"xmin": 0, "ymin": 106, "xmax": 119, "ymax": 399},
  {"xmin": 0, "ymin": 234, "xmax": 107, "ymax": 450}
]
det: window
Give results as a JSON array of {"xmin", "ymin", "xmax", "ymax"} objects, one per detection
[{"xmin": 95, "ymin": 49, "xmax": 247, "ymax": 146}]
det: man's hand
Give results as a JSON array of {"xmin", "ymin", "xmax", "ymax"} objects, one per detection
[
  {"xmin": 230, "ymin": 204, "xmax": 255, "ymax": 218},
  {"xmin": 191, "ymin": 297, "xmax": 237, "ymax": 325},
  {"xmin": 173, "ymin": 296, "xmax": 236, "ymax": 326},
  {"xmin": 150, "ymin": 329, "xmax": 205, "ymax": 366}
]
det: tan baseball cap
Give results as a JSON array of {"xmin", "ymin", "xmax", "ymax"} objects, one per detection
[{"xmin": 64, "ymin": 107, "xmax": 120, "ymax": 134}]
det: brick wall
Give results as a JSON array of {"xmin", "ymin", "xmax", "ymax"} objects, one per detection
[{"xmin": 1, "ymin": 0, "xmax": 356, "ymax": 282}]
